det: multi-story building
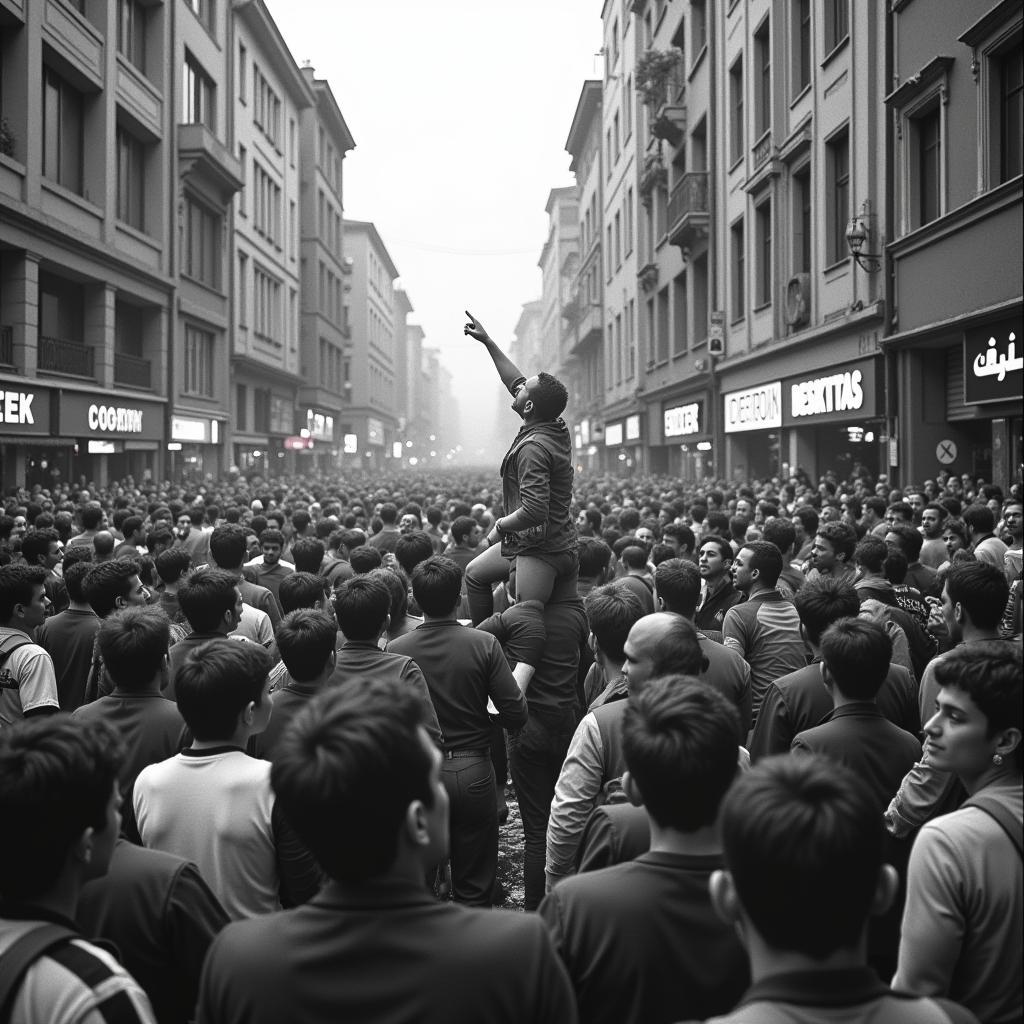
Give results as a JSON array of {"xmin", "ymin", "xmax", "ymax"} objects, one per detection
[
  {"xmin": 537, "ymin": 186, "xmax": 578, "ymax": 386},
  {"xmin": 297, "ymin": 63, "xmax": 354, "ymax": 473},
  {"xmin": 598, "ymin": 1, "xmax": 641, "ymax": 473},
  {"xmin": 0, "ymin": 0, "xmax": 177, "ymax": 486},
  {"xmin": 883, "ymin": 0, "xmax": 1021, "ymax": 489},
  {"xmin": 511, "ymin": 299, "xmax": 543, "ymax": 374},
  {"xmin": 341, "ymin": 220, "xmax": 401, "ymax": 470},
  {"xmin": 564, "ymin": 80, "xmax": 605, "ymax": 471},
  {"xmin": 170, "ymin": 0, "xmax": 243, "ymax": 477},
  {"xmin": 229, "ymin": 0, "xmax": 311, "ymax": 476},
  {"xmin": 632, "ymin": 0, "xmax": 715, "ymax": 480}
]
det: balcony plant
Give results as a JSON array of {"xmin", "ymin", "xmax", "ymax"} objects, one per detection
[{"xmin": 636, "ymin": 48, "xmax": 682, "ymax": 110}]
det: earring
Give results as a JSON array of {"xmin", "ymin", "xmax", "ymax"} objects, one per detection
[{"xmin": 993, "ymin": 753, "xmax": 1004, "ymax": 766}]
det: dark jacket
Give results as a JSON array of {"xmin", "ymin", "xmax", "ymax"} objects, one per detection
[{"xmin": 499, "ymin": 419, "xmax": 577, "ymax": 557}]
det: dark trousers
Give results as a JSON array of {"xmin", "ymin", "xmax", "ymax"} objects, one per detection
[
  {"xmin": 508, "ymin": 707, "xmax": 578, "ymax": 911},
  {"xmin": 441, "ymin": 754, "xmax": 497, "ymax": 907},
  {"xmin": 465, "ymin": 545, "xmax": 578, "ymax": 627}
]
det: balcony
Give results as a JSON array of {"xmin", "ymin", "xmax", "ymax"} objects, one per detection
[
  {"xmin": 668, "ymin": 172, "xmax": 710, "ymax": 252},
  {"xmin": 37, "ymin": 336, "xmax": 94, "ymax": 379},
  {"xmin": 113, "ymin": 351, "xmax": 152, "ymax": 390},
  {"xmin": 753, "ymin": 131, "xmax": 772, "ymax": 170},
  {"xmin": 177, "ymin": 123, "xmax": 243, "ymax": 205},
  {"xmin": 0, "ymin": 326, "xmax": 13, "ymax": 368},
  {"xmin": 651, "ymin": 103, "xmax": 686, "ymax": 146}
]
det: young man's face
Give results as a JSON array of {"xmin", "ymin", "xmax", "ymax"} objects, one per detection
[
  {"xmin": 176, "ymin": 516, "xmax": 191, "ymax": 537},
  {"xmin": 940, "ymin": 582, "xmax": 962, "ymax": 643},
  {"xmin": 924, "ymin": 685, "xmax": 999, "ymax": 780},
  {"xmin": 908, "ymin": 493, "xmax": 926, "ymax": 517},
  {"xmin": 731, "ymin": 547, "xmax": 757, "ymax": 595},
  {"xmin": 634, "ymin": 528, "xmax": 655, "ymax": 551},
  {"xmin": 698, "ymin": 543, "xmax": 729, "ymax": 581},
  {"xmin": 942, "ymin": 529, "xmax": 965, "ymax": 558},
  {"xmin": 262, "ymin": 542, "xmax": 282, "ymax": 566},
  {"xmin": 920, "ymin": 508, "xmax": 943, "ymax": 538},
  {"xmin": 44, "ymin": 541, "xmax": 64, "ymax": 572},
  {"xmin": 20, "ymin": 583, "xmax": 50, "ymax": 630},
  {"xmin": 735, "ymin": 499, "xmax": 754, "ymax": 520},
  {"xmin": 810, "ymin": 535, "xmax": 838, "ymax": 572},
  {"xmin": 1003, "ymin": 504, "xmax": 1023, "ymax": 542},
  {"xmin": 123, "ymin": 575, "xmax": 151, "ymax": 607},
  {"xmin": 511, "ymin": 375, "xmax": 541, "ymax": 419},
  {"xmin": 790, "ymin": 517, "xmax": 806, "ymax": 543},
  {"xmin": 468, "ymin": 524, "xmax": 483, "ymax": 547}
]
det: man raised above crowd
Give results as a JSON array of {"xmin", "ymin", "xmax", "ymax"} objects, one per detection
[{"xmin": 461, "ymin": 310, "xmax": 578, "ymax": 646}]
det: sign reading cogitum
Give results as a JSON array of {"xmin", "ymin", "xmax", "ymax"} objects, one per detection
[
  {"xmin": 88, "ymin": 403, "xmax": 144, "ymax": 433},
  {"xmin": 790, "ymin": 370, "xmax": 864, "ymax": 418}
]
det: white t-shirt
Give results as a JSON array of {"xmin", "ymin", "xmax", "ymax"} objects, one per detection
[{"xmin": 0, "ymin": 627, "xmax": 59, "ymax": 726}]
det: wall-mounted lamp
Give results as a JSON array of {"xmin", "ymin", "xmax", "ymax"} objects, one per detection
[{"xmin": 845, "ymin": 202, "xmax": 882, "ymax": 273}]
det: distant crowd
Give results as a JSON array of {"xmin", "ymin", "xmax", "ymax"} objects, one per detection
[{"xmin": 0, "ymin": 463, "xmax": 1019, "ymax": 1024}]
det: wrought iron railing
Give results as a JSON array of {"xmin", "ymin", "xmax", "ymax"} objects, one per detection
[
  {"xmin": 0, "ymin": 326, "xmax": 13, "ymax": 366},
  {"xmin": 114, "ymin": 352, "xmax": 152, "ymax": 389},
  {"xmin": 38, "ymin": 336, "xmax": 94, "ymax": 378},
  {"xmin": 668, "ymin": 171, "xmax": 709, "ymax": 227}
]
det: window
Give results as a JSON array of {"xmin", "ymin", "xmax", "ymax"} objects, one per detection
[
  {"xmin": 187, "ymin": 0, "xmax": 214, "ymax": 32},
  {"xmin": 627, "ymin": 299, "xmax": 636, "ymax": 379},
  {"xmin": 237, "ymin": 144, "xmax": 246, "ymax": 215},
  {"xmin": 692, "ymin": 0, "xmax": 707, "ymax": 54},
  {"xmin": 117, "ymin": 0, "xmax": 147, "ymax": 73},
  {"xmin": 826, "ymin": 129, "xmax": 849, "ymax": 264},
  {"xmin": 253, "ymin": 66, "xmax": 281, "ymax": 146},
  {"xmin": 755, "ymin": 198, "xmax": 772, "ymax": 306},
  {"xmin": 182, "ymin": 54, "xmax": 214, "ymax": 129},
  {"xmin": 625, "ymin": 187, "xmax": 634, "ymax": 255},
  {"xmin": 183, "ymin": 196, "xmax": 221, "ymax": 288},
  {"xmin": 754, "ymin": 19, "xmax": 771, "ymax": 138},
  {"xmin": 614, "ymin": 211, "xmax": 622, "ymax": 267},
  {"xmin": 116, "ymin": 126, "xmax": 145, "ymax": 231},
  {"xmin": 613, "ymin": 111, "xmax": 620, "ymax": 161},
  {"xmin": 692, "ymin": 254, "xmax": 708, "ymax": 344},
  {"xmin": 606, "ymin": 129, "xmax": 612, "ymax": 175},
  {"xmin": 792, "ymin": 0, "xmax": 811, "ymax": 95},
  {"xmin": 253, "ymin": 162, "xmax": 282, "ymax": 245},
  {"xmin": 253, "ymin": 265, "xmax": 281, "ymax": 342},
  {"xmin": 998, "ymin": 43, "xmax": 1023, "ymax": 182},
  {"xmin": 654, "ymin": 182, "xmax": 669, "ymax": 240},
  {"xmin": 611, "ymin": 19, "xmax": 620, "ymax": 67},
  {"xmin": 793, "ymin": 166, "xmax": 811, "ymax": 273},
  {"xmin": 672, "ymin": 271, "xmax": 687, "ymax": 354},
  {"xmin": 731, "ymin": 218, "xmax": 745, "ymax": 321},
  {"xmin": 624, "ymin": 76, "xmax": 633, "ymax": 139},
  {"xmin": 824, "ymin": 0, "xmax": 848, "ymax": 55},
  {"xmin": 656, "ymin": 285, "xmax": 669, "ymax": 362},
  {"xmin": 237, "ymin": 253, "xmax": 248, "ymax": 325},
  {"xmin": 615, "ymin": 313, "xmax": 623, "ymax": 384},
  {"xmin": 184, "ymin": 325, "xmax": 214, "ymax": 396},
  {"xmin": 238, "ymin": 43, "xmax": 247, "ymax": 102},
  {"xmin": 729, "ymin": 57, "xmax": 744, "ymax": 165},
  {"xmin": 607, "ymin": 225, "xmax": 613, "ymax": 280},
  {"xmin": 253, "ymin": 388, "xmax": 270, "ymax": 432},
  {"xmin": 916, "ymin": 107, "xmax": 941, "ymax": 226},
  {"xmin": 42, "ymin": 67, "xmax": 84, "ymax": 194},
  {"xmin": 236, "ymin": 384, "xmax": 247, "ymax": 431}
]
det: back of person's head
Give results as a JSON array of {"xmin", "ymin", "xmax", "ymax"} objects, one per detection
[
  {"xmin": 349, "ymin": 545, "xmax": 383, "ymax": 574},
  {"xmin": 333, "ymin": 575, "xmax": 390, "ymax": 640},
  {"xmin": 647, "ymin": 614, "xmax": 707, "ymax": 678},
  {"xmin": 705, "ymin": 511, "xmax": 730, "ymax": 536},
  {"xmin": 584, "ymin": 583, "xmax": 645, "ymax": 663},
  {"xmin": 155, "ymin": 547, "xmax": 192, "ymax": 585},
  {"xmin": 271, "ymin": 677, "xmax": 436, "ymax": 883},
  {"xmin": 623, "ymin": 676, "xmax": 739, "ymax": 831},
  {"xmin": 612, "ymin": 535, "xmax": 636, "ymax": 560},
  {"xmin": 177, "ymin": 568, "xmax": 238, "ymax": 633},
  {"xmin": 933, "ymin": 641, "xmax": 1022, "ymax": 739},
  {"xmin": 82, "ymin": 559, "xmax": 141, "ymax": 619},
  {"xmin": 368, "ymin": 567, "xmax": 410, "ymax": 621},
  {"xmin": 20, "ymin": 527, "xmax": 60, "ymax": 568},
  {"xmin": 175, "ymin": 639, "xmax": 271, "ymax": 741},
  {"xmin": 276, "ymin": 609, "xmax": 337, "ymax": 683},
  {"xmin": 291, "ymin": 510, "xmax": 311, "ymax": 534},
  {"xmin": 939, "ymin": 496, "xmax": 963, "ymax": 518},
  {"xmin": 426, "ymin": 505, "xmax": 443, "ymax": 528},
  {"xmin": 379, "ymin": 503, "xmax": 398, "ymax": 525},
  {"xmin": 962, "ymin": 503, "xmax": 995, "ymax": 535},
  {"xmin": 650, "ymin": 543, "xmax": 676, "ymax": 567},
  {"xmin": 80, "ymin": 506, "xmax": 103, "ymax": 531},
  {"xmin": 820, "ymin": 618, "xmax": 892, "ymax": 700},
  {"xmin": 583, "ymin": 508, "xmax": 603, "ymax": 533},
  {"xmin": 792, "ymin": 506, "xmax": 819, "ymax": 535},
  {"xmin": 883, "ymin": 549, "xmax": 909, "ymax": 584},
  {"xmin": 450, "ymin": 516, "xmax": 477, "ymax": 545},
  {"xmin": 410, "ymin": 556, "xmax": 462, "ymax": 617},
  {"xmin": 121, "ymin": 514, "xmax": 144, "ymax": 539},
  {"xmin": 145, "ymin": 525, "xmax": 174, "ymax": 554},
  {"xmin": 761, "ymin": 518, "xmax": 796, "ymax": 557},
  {"xmin": 394, "ymin": 532, "xmax": 434, "ymax": 576},
  {"xmin": 654, "ymin": 558, "xmax": 701, "ymax": 617},
  {"xmin": 887, "ymin": 523, "xmax": 923, "ymax": 562},
  {"xmin": 853, "ymin": 535, "xmax": 888, "ymax": 575},
  {"xmin": 620, "ymin": 545, "xmax": 648, "ymax": 571},
  {"xmin": 0, "ymin": 716, "xmax": 123, "ymax": 900},
  {"xmin": 719, "ymin": 754, "xmax": 886, "ymax": 958},
  {"xmin": 98, "ymin": 605, "xmax": 170, "ymax": 690},
  {"xmin": 339, "ymin": 528, "xmax": 366, "ymax": 553},
  {"xmin": 530, "ymin": 372, "xmax": 569, "ymax": 420},
  {"xmin": 863, "ymin": 496, "xmax": 886, "ymax": 519},
  {"xmin": 728, "ymin": 515, "xmax": 749, "ymax": 543},
  {"xmin": 0, "ymin": 564, "xmax": 47, "ymax": 622},
  {"xmin": 619, "ymin": 508, "xmax": 640, "ymax": 532},
  {"xmin": 62, "ymin": 560, "xmax": 93, "ymax": 604},
  {"xmin": 817, "ymin": 521, "xmax": 857, "ymax": 563},
  {"xmin": 93, "ymin": 531, "xmax": 116, "ymax": 558},
  {"xmin": 209, "ymin": 523, "xmax": 248, "ymax": 569},
  {"xmin": 794, "ymin": 577, "xmax": 860, "ymax": 646},
  {"xmin": 278, "ymin": 571, "xmax": 330, "ymax": 614},
  {"xmin": 291, "ymin": 537, "xmax": 325, "ymax": 574},
  {"xmin": 577, "ymin": 536, "xmax": 612, "ymax": 578},
  {"xmin": 741, "ymin": 541, "xmax": 783, "ymax": 588},
  {"xmin": 945, "ymin": 560, "xmax": 1010, "ymax": 630}
]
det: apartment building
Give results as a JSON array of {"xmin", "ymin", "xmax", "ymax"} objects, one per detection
[
  {"xmin": 883, "ymin": 0, "xmax": 1021, "ymax": 489},
  {"xmin": 341, "ymin": 220, "xmax": 401, "ymax": 470},
  {"xmin": 0, "ymin": 0, "xmax": 177, "ymax": 485},
  {"xmin": 564, "ymin": 79, "xmax": 605, "ymax": 471},
  {"xmin": 297, "ymin": 63, "xmax": 355, "ymax": 473},
  {"xmin": 537, "ymin": 185, "xmax": 579, "ymax": 384}
]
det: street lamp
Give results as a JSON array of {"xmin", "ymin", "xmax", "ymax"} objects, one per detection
[{"xmin": 845, "ymin": 202, "xmax": 882, "ymax": 273}]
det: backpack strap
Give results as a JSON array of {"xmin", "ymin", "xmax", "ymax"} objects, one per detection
[
  {"xmin": 963, "ymin": 793, "xmax": 1024, "ymax": 858},
  {"xmin": 0, "ymin": 633, "xmax": 32, "ymax": 669},
  {"xmin": 0, "ymin": 923, "xmax": 78, "ymax": 1021}
]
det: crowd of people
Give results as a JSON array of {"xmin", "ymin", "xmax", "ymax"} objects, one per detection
[{"xmin": 0, "ymin": 457, "xmax": 1020, "ymax": 1024}]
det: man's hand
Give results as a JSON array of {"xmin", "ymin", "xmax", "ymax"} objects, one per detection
[{"xmin": 464, "ymin": 310, "xmax": 491, "ymax": 344}]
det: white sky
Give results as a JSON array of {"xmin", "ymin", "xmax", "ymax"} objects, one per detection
[{"xmin": 263, "ymin": 0, "xmax": 603, "ymax": 455}]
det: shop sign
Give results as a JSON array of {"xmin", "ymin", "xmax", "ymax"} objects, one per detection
[
  {"xmin": 964, "ymin": 318, "xmax": 1023, "ymax": 405},
  {"xmin": 343, "ymin": 433, "xmax": 358, "ymax": 454},
  {"xmin": 172, "ymin": 417, "xmax": 209, "ymax": 443},
  {"xmin": 625, "ymin": 414, "xmax": 641, "ymax": 441},
  {"xmin": 782, "ymin": 358, "xmax": 880, "ymax": 426},
  {"xmin": 604, "ymin": 421, "xmax": 624, "ymax": 446},
  {"xmin": 269, "ymin": 397, "xmax": 292, "ymax": 435},
  {"xmin": 0, "ymin": 387, "xmax": 52, "ymax": 434},
  {"xmin": 59, "ymin": 393, "xmax": 163, "ymax": 441},
  {"xmin": 306, "ymin": 410, "xmax": 335, "ymax": 441},
  {"xmin": 580, "ymin": 418, "xmax": 591, "ymax": 445},
  {"xmin": 663, "ymin": 401, "xmax": 703, "ymax": 439},
  {"xmin": 724, "ymin": 382, "xmax": 781, "ymax": 433},
  {"xmin": 367, "ymin": 418, "xmax": 384, "ymax": 446}
]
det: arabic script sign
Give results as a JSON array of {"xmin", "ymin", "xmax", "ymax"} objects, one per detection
[{"xmin": 964, "ymin": 318, "xmax": 1023, "ymax": 406}]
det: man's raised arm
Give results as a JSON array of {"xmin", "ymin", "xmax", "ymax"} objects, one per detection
[{"xmin": 464, "ymin": 310, "xmax": 526, "ymax": 393}]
